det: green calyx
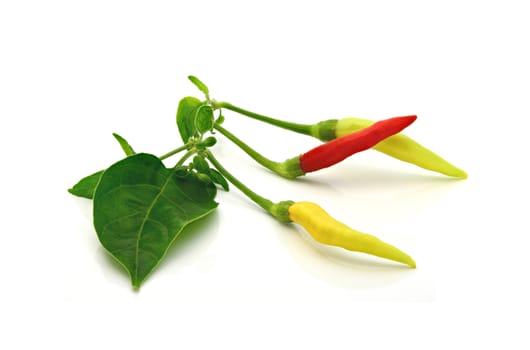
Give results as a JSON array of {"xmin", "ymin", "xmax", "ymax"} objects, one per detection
[
  {"xmin": 310, "ymin": 119, "xmax": 338, "ymax": 141},
  {"xmin": 273, "ymin": 156, "xmax": 305, "ymax": 179},
  {"xmin": 269, "ymin": 200, "xmax": 295, "ymax": 223}
]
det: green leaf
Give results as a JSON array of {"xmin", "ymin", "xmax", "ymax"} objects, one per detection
[
  {"xmin": 193, "ymin": 155, "xmax": 210, "ymax": 174},
  {"xmin": 215, "ymin": 114, "xmax": 225, "ymax": 125},
  {"xmin": 69, "ymin": 134, "xmax": 137, "ymax": 199},
  {"xmin": 202, "ymin": 136, "xmax": 217, "ymax": 147},
  {"xmin": 176, "ymin": 96, "xmax": 202, "ymax": 143},
  {"xmin": 194, "ymin": 104, "xmax": 214, "ymax": 134},
  {"xmin": 68, "ymin": 170, "xmax": 104, "ymax": 199},
  {"xmin": 112, "ymin": 133, "xmax": 135, "ymax": 156},
  {"xmin": 93, "ymin": 153, "xmax": 218, "ymax": 289},
  {"xmin": 196, "ymin": 173, "xmax": 212, "ymax": 184},
  {"xmin": 174, "ymin": 166, "xmax": 189, "ymax": 178},
  {"xmin": 209, "ymin": 168, "xmax": 229, "ymax": 191},
  {"xmin": 188, "ymin": 75, "xmax": 209, "ymax": 97},
  {"xmin": 196, "ymin": 136, "xmax": 217, "ymax": 150}
]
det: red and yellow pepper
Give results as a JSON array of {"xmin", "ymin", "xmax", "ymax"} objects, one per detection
[{"xmin": 312, "ymin": 117, "xmax": 467, "ymax": 178}]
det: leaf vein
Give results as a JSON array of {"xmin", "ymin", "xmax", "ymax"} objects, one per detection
[
  {"xmin": 134, "ymin": 171, "xmax": 175, "ymax": 283},
  {"xmin": 101, "ymin": 211, "xmax": 144, "ymax": 233}
]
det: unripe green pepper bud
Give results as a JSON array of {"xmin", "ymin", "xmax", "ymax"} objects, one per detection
[
  {"xmin": 197, "ymin": 173, "xmax": 212, "ymax": 183},
  {"xmin": 202, "ymin": 136, "xmax": 217, "ymax": 147}
]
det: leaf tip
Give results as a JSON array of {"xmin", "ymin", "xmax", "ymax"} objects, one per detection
[
  {"xmin": 131, "ymin": 278, "xmax": 142, "ymax": 291},
  {"xmin": 187, "ymin": 75, "xmax": 209, "ymax": 96}
]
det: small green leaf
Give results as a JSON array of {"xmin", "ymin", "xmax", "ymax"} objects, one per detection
[
  {"xmin": 68, "ymin": 170, "xmax": 104, "ymax": 199},
  {"xmin": 188, "ymin": 75, "xmax": 209, "ymax": 97},
  {"xmin": 202, "ymin": 136, "xmax": 217, "ymax": 147},
  {"xmin": 197, "ymin": 173, "xmax": 212, "ymax": 184},
  {"xmin": 209, "ymin": 168, "xmax": 229, "ymax": 191},
  {"xmin": 196, "ymin": 136, "xmax": 217, "ymax": 150},
  {"xmin": 195, "ymin": 104, "xmax": 214, "ymax": 134},
  {"xmin": 69, "ymin": 134, "xmax": 138, "ymax": 199},
  {"xmin": 112, "ymin": 133, "xmax": 136, "ymax": 156},
  {"xmin": 193, "ymin": 155, "xmax": 210, "ymax": 174},
  {"xmin": 215, "ymin": 114, "xmax": 225, "ymax": 125},
  {"xmin": 174, "ymin": 166, "xmax": 189, "ymax": 178},
  {"xmin": 176, "ymin": 96, "xmax": 202, "ymax": 143},
  {"xmin": 93, "ymin": 153, "xmax": 218, "ymax": 289}
]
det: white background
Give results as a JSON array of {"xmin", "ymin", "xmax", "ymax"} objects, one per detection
[{"xmin": 2, "ymin": 0, "xmax": 529, "ymax": 348}]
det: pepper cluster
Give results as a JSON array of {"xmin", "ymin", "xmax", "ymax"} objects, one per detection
[{"xmin": 69, "ymin": 76, "xmax": 466, "ymax": 289}]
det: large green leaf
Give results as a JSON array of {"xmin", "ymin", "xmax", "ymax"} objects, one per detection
[
  {"xmin": 93, "ymin": 153, "xmax": 218, "ymax": 288},
  {"xmin": 176, "ymin": 96, "xmax": 202, "ymax": 143}
]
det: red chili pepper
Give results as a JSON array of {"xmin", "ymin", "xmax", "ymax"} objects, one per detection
[{"xmin": 299, "ymin": 115, "xmax": 417, "ymax": 172}]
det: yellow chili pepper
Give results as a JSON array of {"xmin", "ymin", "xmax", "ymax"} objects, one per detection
[
  {"xmin": 335, "ymin": 117, "xmax": 467, "ymax": 178},
  {"xmin": 288, "ymin": 201, "xmax": 416, "ymax": 267}
]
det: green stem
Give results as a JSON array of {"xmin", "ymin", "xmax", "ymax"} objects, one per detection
[
  {"xmin": 215, "ymin": 124, "xmax": 279, "ymax": 172},
  {"xmin": 214, "ymin": 124, "xmax": 304, "ymax": 179},
  {"xmin": 159, "ymin": 144, "xmax": 189, "ymax": 160},
  {"xmin": 205, "ymin": 151, "xmax": 274, "ymax": 212},
  {"xmin": 176, "ymin": 149, "xmax": 195, "ymax": 167},
  {"xmin": 215, "ymin": 101, "xmax": 314, "ymax": 136}
]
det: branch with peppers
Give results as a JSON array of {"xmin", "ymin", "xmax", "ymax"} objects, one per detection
[{"xmin": 69, "ymin": 76, "xmax": 466, "ymax": 289}]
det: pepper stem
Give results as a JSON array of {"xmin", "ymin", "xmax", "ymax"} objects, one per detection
[
  {"xmin": 205, "ymin": 151, "xmax": 274, "ymax": 212},
  {"xmin": 214, "ymin": 124, "xmax": 304, "ymax": 179},
  {"xmin": 214, "ymin": 101, "xmax": 314, "ymax": 135},
  {"xmin": 159, "ymin": 144, "xmax": 190, "ymax": 160},
  {"xmin": 175, "ymin": 149, "xmax": 195, "ymax": 167}
]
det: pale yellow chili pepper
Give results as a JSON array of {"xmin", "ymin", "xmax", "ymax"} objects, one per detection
[
  {"xmin": 335, "ymin": 117, "xmax": 467, "ymax": 178},
  {"xmin": 288, "ymin": 201, "xmax": 416, "ymax": 267}
]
